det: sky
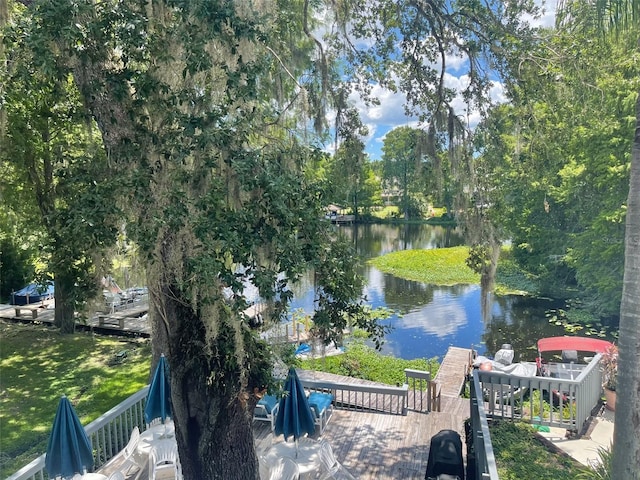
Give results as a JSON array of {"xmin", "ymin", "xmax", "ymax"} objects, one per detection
[{"xmin": 334, "ymin": 1, "xmax": 558, "ymax": 161}]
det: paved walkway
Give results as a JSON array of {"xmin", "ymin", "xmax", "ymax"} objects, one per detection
[{"xmin": 540, "ymin": 408, "xmax": 614, "ymax": 466}]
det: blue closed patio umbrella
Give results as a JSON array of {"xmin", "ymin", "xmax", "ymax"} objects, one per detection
[
  {"xmin": 45, "ymin": 395, "xmax": 94, "ymax": 479},
  {"xmin": 274, "ymin": 367, "xmax": 315, "ymax": 454},
  {"xmin": 144, "ymin": 354, "xmax": 172, "ymax": 425}
]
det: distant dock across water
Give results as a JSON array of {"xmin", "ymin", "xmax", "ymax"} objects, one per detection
[
  {"xmin": 0, "ymin": 302, "xmax": 151, "ymax": 336},
  {"xmin": 0, "ymin": 301, "xmax": 309, "ymax": 344},
  {"xmin": 330, "ymin": 214, "xmax": 355, "ymax": 225}
]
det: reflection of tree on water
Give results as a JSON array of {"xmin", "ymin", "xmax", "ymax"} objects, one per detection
[
  {"xmin": 334, "ymin": 223, "xmax": 464, "ymax": 259},
  {"xmin": 481, "ymin": 296, "xmax": 566, "ymax": 362},
  {"xmin": 480, "ymin": 284, "xmax": 492, "ymax": 325},
  {"xmin": 382, "ymin": 275, "xmax": 435, "ymax": 311}
]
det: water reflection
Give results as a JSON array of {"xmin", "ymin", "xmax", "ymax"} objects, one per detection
[
  {"xmin": 335, "ymin": 223, "xmax": 465, "ymax": 258},
  {"xmin": 287, "ymin": 223, "xmax": 567, "ymax": 361}
]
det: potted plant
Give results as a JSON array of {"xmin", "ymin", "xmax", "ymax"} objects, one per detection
[{"xmin": 601, "ymin": 344, "xmax": 618, "ymax": 411}]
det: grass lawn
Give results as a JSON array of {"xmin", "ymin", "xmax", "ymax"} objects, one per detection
[
  {"xmin": 370, "ymin": 206, "xmax": 399, "ymax": 219},
  {"xmin": 0, "ymin": 320, "xmax": 151, "ymax": 478},
  {"xmin": 490, "ymin": 421, "xmax": 587, "ymax": 479}
]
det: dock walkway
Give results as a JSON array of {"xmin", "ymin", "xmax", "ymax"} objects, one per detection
[
  {"xmin": 434, "ymin": 346, "xmax": 473, "ymax": 398},
  {"xmin": 98, "ymin": 305, "xmax": 149, "ymax": 328}
]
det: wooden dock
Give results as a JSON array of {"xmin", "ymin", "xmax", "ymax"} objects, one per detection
[
  {"xmin": 434, "ymin": 346, "xmax": 473, "ymax": 398},
  {"xmin": 0, "ymin": 302, "xmax": 152, "ymax": 336},
  {"xmin": 98, "ymin": 304, "xmax": 149, "ymax": 328},
  {"xmin": 330, "ymin": 214, "xmax": 355, "ymax": 225}
]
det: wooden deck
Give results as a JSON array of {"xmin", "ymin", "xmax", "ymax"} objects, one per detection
[
  {"xmin": 97, "ymin": 352, "xmax": 473, "ymax": 480},
  {"xmin": 99, "ymin": 403, "xmax": 470, "ymax": 480},
  {"xmin": 256, "ymin": 407, "xmax": 469, "ymax": 479}
]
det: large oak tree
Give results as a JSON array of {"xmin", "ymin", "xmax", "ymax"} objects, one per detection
[{"xmin": 3, "ymin": 1, "xmax": 385, "ymax": 478}]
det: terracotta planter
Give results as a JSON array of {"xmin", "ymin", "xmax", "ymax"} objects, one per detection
[{"xmin": 604, "ymin": 387, "xmax": 616, "ymax": 412}]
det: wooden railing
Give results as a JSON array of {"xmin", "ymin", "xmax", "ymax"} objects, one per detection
[
  {"xmin": 476, "ymin": 354, "xmax": 603, "ymax": 432},
  {"xmin": 299, "ymin": 377, "xmax": 409, "ymax": 415},
  {"xmin": 404, "ymin": 368, "xmax": 441, "ymax": 412},
  {"xmin": 7, "ymin": 387, "xmax": 149, "ymax": 480}
]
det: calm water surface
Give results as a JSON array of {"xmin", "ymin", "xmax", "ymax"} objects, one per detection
[{"xmin": 287, "ymin": 224, "xmax": 567, "ymax": 361}]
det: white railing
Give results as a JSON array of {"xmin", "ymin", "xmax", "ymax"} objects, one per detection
[
  {"xmin": 300, "ymin": 377, "xmax": 409, "ymax": 415},
  {"xmin": 7, "ymin": 387, "xmax": 149, "ymax": 480},
  {"xmin": 476, "ymin": 354, "xmax": 603, "ymax": 432}
]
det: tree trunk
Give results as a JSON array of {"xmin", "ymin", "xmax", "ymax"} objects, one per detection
[
  {"xmin": 151, "ymin": 275, "xmax": 261, "ymax": 480},
  {"xmin": 53, "ymin": 274, "xmax": 75, "ymax": 334},
  {"xmin": 612, "ymin": 90, "xmax": 640, "ymax": 479},
  {"xmin": 480, "ymin": 241, "xmax": 500, "ymax": 293},
  {"xmin": 403, "ymin": 163, "xmax": 409, "ymax": 220}
]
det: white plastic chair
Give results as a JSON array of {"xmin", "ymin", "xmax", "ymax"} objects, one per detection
[
  {"xmin": 107, "ymin": 471, "xmax": 126, "ymax": 480},
  {"xmin": 267, "ymin": 457, "xmax": 299, "ymax": 480},
  {"xmin": 97, "ymin": 426, "xmax": 141, "ymax": 477},
  {"xmin": 149, "ymin": 438, "xmax": 182, "ymax": 480},
  {"xmin": 147, "ymin": 417, "xmax": 172, "ymax": 429},
  {"xmin": 318, "ymin": 439, "xmax": 356, "ymax": 480},
  {"xmin": 120, "ymin": 426, "xmax": 142, "ymax": 475}
]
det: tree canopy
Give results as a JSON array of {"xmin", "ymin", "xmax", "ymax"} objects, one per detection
[{"xmin": 474, "ymin": 16, "xmax": 638, "ymax": 316}]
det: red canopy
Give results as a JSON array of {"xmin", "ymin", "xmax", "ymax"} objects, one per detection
[{"xmin": 537, "ymin": 336, "xmax": 614, "ymax": 354}]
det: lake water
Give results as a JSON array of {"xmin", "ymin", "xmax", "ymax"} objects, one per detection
[{"xmin": 288, "ymin": 223, "xmax": 568, "ymax": 362}]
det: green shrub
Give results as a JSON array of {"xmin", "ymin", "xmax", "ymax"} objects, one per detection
[
  {"xmin": 576, "ymin": 445, "xmax": 612, "ymax": 480},
  {"xmin": 299, "ymin": 340, "xmax": 438, "ymax": 386}
]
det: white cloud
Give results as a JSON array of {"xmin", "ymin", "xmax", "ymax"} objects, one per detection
[
  {"xmin": 336, "ymin": 0, "xmax": 556, "ymax": 159},
  {"xmin": 351, "ymin": 82, "xmax": 414, "ymax": 127},
  {"xmin": 523, "ymin": 0, "xmax": 557, "ymax": 28},
  {"xmin": 444, "ymin": 52, "xmax": 469, "ymax": 73},
  {"xmin": 395, "ymin": 291, "xmax": 470, "ymax": 338}
]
